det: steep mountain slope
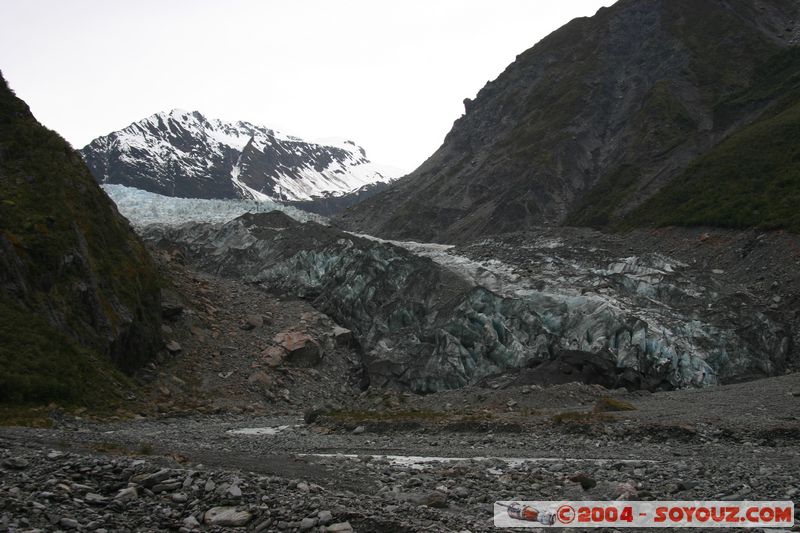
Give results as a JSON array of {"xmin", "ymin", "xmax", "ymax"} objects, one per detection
[
  {"xmin": 0, "ymin": 74, "xmax": 162, "ymax": 405},
  {"xmin": 80, "ymin": 110, "xmax": 398, "ymax": 204},
  {"xmin": 338, "ymin": 0, "xmax": 800, "ymax": 242},
  {"xmin": 626, "ymin": 48, "xmax": 800, "ymax": 231},
  {"xmin": 284, "ymin": 180, "xmax": 394, "ymax": 216}
]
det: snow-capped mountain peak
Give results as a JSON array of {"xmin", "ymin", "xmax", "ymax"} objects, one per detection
[{"xmin": 80, "ymin": 110, "xmax": 401, "ymax": 202}]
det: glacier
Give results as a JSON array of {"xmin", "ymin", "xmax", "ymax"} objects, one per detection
[
  {"xmin": 141, "ymin": 212, "xmax": 793, "ymax": 392},
  {"xmin": 102, "ymin": 184, "xmax": 325, "ymax": 227}
]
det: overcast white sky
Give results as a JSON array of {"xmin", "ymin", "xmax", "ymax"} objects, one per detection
[{"xmin": 0, "ymin": 0, "xmax": 613, "ymax": 172}]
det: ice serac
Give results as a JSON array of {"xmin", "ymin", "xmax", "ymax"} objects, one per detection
[
  {"xmin": 143, "ymin": 215, "xmax": 793, "ymax": 393},
  {"xmin": 80, "ymin": 109, "xmax": 399, "ymax": 204},
  {"xmin": 337, "ymin": 0, "xmax": 800, "ymax": 242},
  {"xmin": 101, "ymin": 184, "xmax": 324, "ymax": 227}
]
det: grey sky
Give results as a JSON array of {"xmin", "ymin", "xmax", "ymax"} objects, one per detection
[{"xmin": 0, "ymin": 0, "xmax": 613, "ymax": 172}]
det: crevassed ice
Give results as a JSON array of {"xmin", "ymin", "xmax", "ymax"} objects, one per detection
[{"xmin": 103, "ymin": 184, "xmax": 325, "ymax": 227}]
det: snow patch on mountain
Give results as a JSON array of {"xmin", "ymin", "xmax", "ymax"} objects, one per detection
[{"xmin": 82, "ymin": 109, "xmax": 402, "ymax": 203}]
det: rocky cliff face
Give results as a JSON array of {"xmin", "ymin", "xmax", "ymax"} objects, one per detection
[
  {"xmin": 0, "ymin": 74, "xmax": 162, "ymax": 404},
  {"xmin": 338, "ymin": 0, "xmax": 800, "ymax": 242},
  {"xmin": 144, "ymin": 213, "xmax": 794, "ymax": 393},
  {"xmin": 80, "ymin": 110, "xmax": 398, "ymax": 206}
]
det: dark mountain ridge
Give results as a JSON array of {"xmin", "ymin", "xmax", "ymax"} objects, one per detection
[
  {"xmin": 338, "ymin": 0, "xmax": 800, "ymax": 242},
  {"xmin": 0, "ymin": 74, "xmax": 162, "ymax": 405},
  {"xmin": 80, "ymin": 110, "xmax": 398, "ymax": 210}
]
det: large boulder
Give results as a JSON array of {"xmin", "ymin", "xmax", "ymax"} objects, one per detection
[
  {"xmin": 273, "ymin": 330, "xmax": 323, "ymax": 367},
  {"xmin": 203, "ymin": 507, "xmax": 252, "ymax": 527}
]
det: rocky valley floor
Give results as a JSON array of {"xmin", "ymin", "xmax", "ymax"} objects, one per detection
[
  {"xmin": 1, "ymin": 372, "xmax": 799, "ymax": 532},
  {"xmin": 2, "ymin": 224, "xmax": 799, "ymax": 532}
]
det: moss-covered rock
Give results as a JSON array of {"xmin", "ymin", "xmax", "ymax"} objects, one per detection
[{"xmin": 0, "ymin": 73, "xmax": 161, "ymax": 406}]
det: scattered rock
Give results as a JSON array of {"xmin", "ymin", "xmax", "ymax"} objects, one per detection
[
  {"xmin": 161, "ymin": 288, "xmax": 184, "ymax": 319},
  {"xmin": 114, "ymin": 487, "xmax": 138, "ymax": 502},
  {"xmin": 273, "ymin": 330, "xmax": 323, "ymax": 367},
  {"xmin": 2, "ymin": 457, "xmax": 29, "ymax": 469},
  {"xmin": 227, "ymin": 484, "xmax": 242, "ymax": 498},
  {"xmin": 300, "ymin": 517, "xmax": 317, "ymax": 530},
  {"xmin": 673, "ymin": 480, "xmax": 699, "ymax": 493},
  {"xmin": 240, "ymin": 314, "xmax": 264, "ymax": 330},
  {"xmin": 190, "ymin": 325, "xmax": 208, "ymax": 341},
  {"xmin": 134, "ymin": 468, "xmax": 172, "ymax": 488},
  {"xmin": 84, "ymin": 493, "xmax": 107, "ymax": 505},
  {"xmin": 204, "ymin": 506, "xmax": 253, "ymax": 527},
  {"xmin": 612, "ymin": 481, "xmax": 637, "ymax": 499},
  {"xmin": 401, "ymin": 491, "xmax": 448, "ymax": 508},
  {"xmin": 326, "ymin": 522, "xmax": 354, "ymax": 533},
  {"xmin": 569, "ymin": 472, "xmax": 597, "ymax": 491},
  {"xmin": 255, "ymin": 519, "xmax": 272, "ymax": 532},
  {"xmin": 304, "ymin": 407, "xmax": 324, "ymax": 424},
  {"xmin": 318, "ymin": 510, "xmax": 333, "ymax": 525},
  {"xmin": 721, "ymin": 485, "xmax": 753, "ymax": 500},
  {"xmin": 247, "ymin": 370, "xmax": 273, "ymax": 387},
  {"xmin": 152, "ymin": 480, "xmax": 182, "ymax": 493},
  {"xmin": 331, "ymin": 326, "xmax": 353, "ymax": 346},
  {"xmin": 261, "ymin": 346, "xmax": 286, "ymax": 368},
  {"xmin": 165, "ymin": 341, "xmax": 182, "ymax": 354},
  {"xmin": 453, "ymin": 486, "xmax": 470, "ymax": 499},
  {"xmin": 59, "ymin": 518, "xmax": 79, "ymax": 530}
]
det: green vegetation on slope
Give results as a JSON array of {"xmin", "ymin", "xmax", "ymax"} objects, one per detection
[
  {"xmin": 567, "ymin": 81, "xmax": 698, "ymax": 228},
  {"xmin": 0, "ymin": 296, "xmax": 130, "ymax": 405},
  {"xmin": 567, "ymin": 165, "xmax": 643, "ymax": 228},
  {"xmin": 663, "ymin": 0, "xmax": 782, "ymax": 95},
  {"xmin": 340, "ymin": 0, "xmax": 800, "ymax": 241},
  {"xmin": 0, "ymin": 73, "xmax": 161, "ymax": 407},
  {"xmin": 624, "ymin": 50, "xmax": 800, "ymax": 232}
]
